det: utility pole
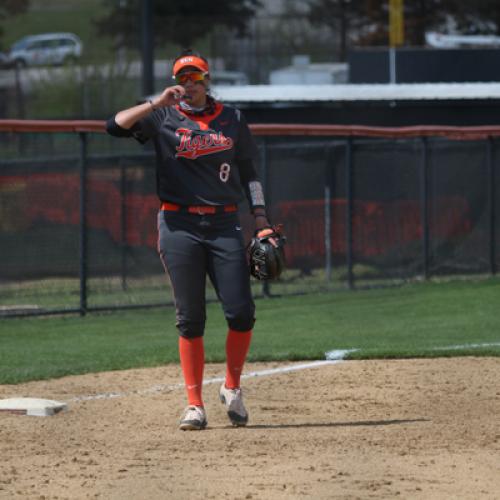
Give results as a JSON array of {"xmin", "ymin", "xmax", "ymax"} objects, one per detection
[{"xmin": 141, "ymin": 0, "xmax": 154, "ymax": 97}]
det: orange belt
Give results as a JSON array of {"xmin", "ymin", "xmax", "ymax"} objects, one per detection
[{"xmin": 161, "ymin": 202, "xmax": 238, "ymax": 215}]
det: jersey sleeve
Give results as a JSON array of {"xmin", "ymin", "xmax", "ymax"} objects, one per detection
[
  {"xmin": 131, "ymin": 107, "xmax": 167, "ymax": 144},
  {"xmin": 232, "ymin": 110, "xmax": 265, "ymax": 211},
  {"xmin": 106, "ymin": 116, "xmax": 135, "ymax": 137},
  {"xmin": 235, "ymin": 110, "xmax": 259, "ymax": 162}
]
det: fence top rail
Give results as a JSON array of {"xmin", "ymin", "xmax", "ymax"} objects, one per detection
[
  {"xmin": 1, "ymin": 120, "xmax": 500, "ymax": 140},
  {"xmin": 250, "ymin": 124, "xmax": 500, "ymax": 140},
  {"xmin": 0, "ymin": 120, "xmax": 105, "ymax": 133}
]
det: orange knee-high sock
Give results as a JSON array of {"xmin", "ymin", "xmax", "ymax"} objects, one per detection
[
  {"xmin": 179, "ymin": 336, "xmax": 205, "ymax": 407},
  {"xmin": 225, "ymin": 329, "xmax": 252, "ymax": 389}
]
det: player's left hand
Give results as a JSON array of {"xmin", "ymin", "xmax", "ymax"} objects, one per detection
[
  {"xmin": 255, "ymin": 215, "xmax": 270, "ymax": 232},
  {"xmin": 255, "ymin": 224, "xmax": 282, "ymax": 248},
  {"xmin": 255, "ymin": 215, "xmax": 275, "ymax": 246},
  {"xmin": 248, "ymin": 225, "xmax": 287, "ymax": 280}
]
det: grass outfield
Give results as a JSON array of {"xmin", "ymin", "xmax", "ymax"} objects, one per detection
[{"xmin": 1, "ymin": 278, "xmax": 499, "ymax": 384}]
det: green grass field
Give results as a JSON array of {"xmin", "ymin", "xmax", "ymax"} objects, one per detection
[{"xmin": 1, "ymin": 278, "xmax": 499, "ymax": 385}]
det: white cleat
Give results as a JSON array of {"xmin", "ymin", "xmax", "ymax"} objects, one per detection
[
  {"xmin": 179, "ymin": 405, "xmax": 207, "ymax": 431},
  {"xmin": 219, "ymin": 384, "xmax": 248, "ymax": 427}
]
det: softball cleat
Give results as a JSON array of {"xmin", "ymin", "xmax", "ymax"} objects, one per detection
[
  {"xmin": 219, "ymin": 384, "xmax": 248, "ymax": 426},
  {"xmin": 179, "ymin": 405, "xmax": 207, "ymax": 430}
]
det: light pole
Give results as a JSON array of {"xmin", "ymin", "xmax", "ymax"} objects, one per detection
[
  {"xmin": 388, "ymin": 0, "xmax": 404, "ymax": 83},
  {"xmin": 141, "ymin": 0, "xmax": 154, "ymax": 96}
]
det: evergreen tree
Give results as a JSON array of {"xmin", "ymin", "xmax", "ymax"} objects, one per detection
[
  {"xmin": 0, "ymin": 0, "xmax": 30, "ymax": 50},
  {"xmin": 95, "ymin": 0, "xmax": 261, "ymax": 50}
]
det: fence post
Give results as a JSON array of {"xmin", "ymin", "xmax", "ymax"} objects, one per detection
[
  {"xmin": 79, "ymin": 132, "xmax": 88, "ymax": 315},
  {"xmin": 345, "ymin": 138, "xmax": 354, "ymax": 289},
  {"xmin": 420, "ymin": 137, "xmax": 430, "ymax": 279},
  {"xmin": 260, "ymin": 137, "xmax": 271, "ymax": 297},
  {"xmin": 141, "ymin": 0, "xmax": 154, "ymax": 97},
  {"xmin": 324, "ymin": 146, "xmax": 333, "ymax": 282},
  {"xmin": 120, "ymin": 160, "xmax": 128, "ymax": 291},
  {"xmin": 487, "ymin": 137, "xmax": 497, "ymax": 275}
]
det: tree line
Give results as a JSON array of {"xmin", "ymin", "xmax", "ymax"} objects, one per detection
[{"xmin": 2, "ymin": 0, "xmax": 500, "ymax": 61}]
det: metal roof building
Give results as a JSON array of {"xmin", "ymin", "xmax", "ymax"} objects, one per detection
[
  {"xmin": 210, "ymin": 83, "xmax": 500, "ymax": 126},
  {"xmin": 214, "ymin": 83, "xmax": 500, "ymax": 103}
]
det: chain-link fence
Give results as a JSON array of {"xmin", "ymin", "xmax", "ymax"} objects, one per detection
[
  {"xmin": 0, "ymin": 9, "xmax": 345, "ymax": 120},
  {"xmin": 0, "ymin": 122, "xmax": 498, "ymax": 317}
]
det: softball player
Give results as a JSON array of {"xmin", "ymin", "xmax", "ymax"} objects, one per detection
[{"xmin": 106, "ymin": 50, "xmax": 272, "ymax": 430}]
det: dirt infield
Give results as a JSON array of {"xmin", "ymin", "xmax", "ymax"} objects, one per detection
[{"xmin": 0, "ymin": 357, "xmax": 499, "ymax": 499}]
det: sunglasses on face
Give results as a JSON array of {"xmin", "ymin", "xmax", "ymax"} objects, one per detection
[{"xmin": 173, "ymin": 72, "xmax": 206, "ymax": 85}]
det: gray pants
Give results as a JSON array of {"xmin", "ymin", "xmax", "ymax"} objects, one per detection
[{"xmin": 157, "ymin": 210, "xmax": 255, "ymax": 338}]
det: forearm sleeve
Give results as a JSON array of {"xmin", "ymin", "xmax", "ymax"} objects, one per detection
[{"xmin": 238, "ymin": 159, "xmax": 266, "ymax": 211}]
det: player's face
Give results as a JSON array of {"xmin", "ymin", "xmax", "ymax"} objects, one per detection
[{"xmin": 174, "ymin": 68, "xmax": 208, "ymax": 107}]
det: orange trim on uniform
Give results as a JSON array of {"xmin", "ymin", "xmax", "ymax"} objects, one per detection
[
  {"xmin": 179, "ymin": 336, "xmax": 205, "ymax": 407},
  {"xmin": 161, "ymin": 202, "xmax": 181, "ymax": 212},
  {"xmin": 161, "ymin": 202, "xmax": 237, "ymax": 214},
  {"xmin": 175, "ymin": 102, "xmax": 224, "ymax": 131},
  {"xmin": 173, "ymin": 56, "xmax": 209, "ymax": 76},
  {"xmin": 225, "ymin": 329, "xmax": 253, "ymax": 389}
]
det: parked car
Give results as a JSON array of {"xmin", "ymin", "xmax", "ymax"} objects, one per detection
[{"xmin": 7, "ymin": 33, "xmax": 83, "ymax": 68}]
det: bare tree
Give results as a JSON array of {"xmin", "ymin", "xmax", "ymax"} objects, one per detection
[{"xmin": 307, "ymin": 0, "xmax": 500, "ymax": 54}]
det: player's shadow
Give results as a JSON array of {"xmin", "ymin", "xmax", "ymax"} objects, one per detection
[{"xmin": 243, "ymin": 418, "xmax": 430, "ymax": 430}]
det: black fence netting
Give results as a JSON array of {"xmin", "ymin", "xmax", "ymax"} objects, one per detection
[
  {"xmin": 0, "ymin": 132, "xmax": 83, "ymax": 314},
  {"xmin": 85, "ymin": 142, "xmax": 166, "ymax": 310},
  {"xmin": 350, "ymin": 138, "xmax": 423, "ymax": 282},
  {"xmin": 0, "ymin": 127, "xmax": 498, "ymax": 316},
  {"xmin": 427, "ymin": 139, "xmax": 490, "ymax": 276}
]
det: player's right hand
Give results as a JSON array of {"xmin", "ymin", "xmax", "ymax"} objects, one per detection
[{"xmin": 151, "ymin": 85, "xmax": 186, "ymax": 108}]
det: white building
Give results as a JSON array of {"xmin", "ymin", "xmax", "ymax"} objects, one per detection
[{"xmin": 269, "ymin": 55, "xmax": 348, "ymax": 85}]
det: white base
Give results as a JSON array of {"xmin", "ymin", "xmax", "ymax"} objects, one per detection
[{"xmin": 0, "ymin": 397, "xmax": 67, "ymax": 416}]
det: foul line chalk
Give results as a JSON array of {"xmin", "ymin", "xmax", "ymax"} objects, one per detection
[
  {"xmin": 432, "ymin": 342, "xmax": 500, "ymax": 351},
  {"xmin": 68, "ymin": 350, "xmax": 355, "ymax": 404},
  {"xmin": 31, "ymin": 343, "xmax": 500, "ymax": 405}
]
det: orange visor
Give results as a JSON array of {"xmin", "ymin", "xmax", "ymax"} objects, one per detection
[{"xmin": 173, "ymin": 56, "xmax": 209, "ymax": 76}]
